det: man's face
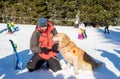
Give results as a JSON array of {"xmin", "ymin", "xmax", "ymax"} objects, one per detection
[{"xmin": 41, "ymin": 25, "xmax": 47, "ymax": 32}]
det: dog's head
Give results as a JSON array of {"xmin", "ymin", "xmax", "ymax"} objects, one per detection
[{"xmin": 53, "ymin": 33, "xmax": 71, "ymax": 48}]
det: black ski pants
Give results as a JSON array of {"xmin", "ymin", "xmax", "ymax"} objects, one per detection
[
  {"xmin": 26, "ymin": 54, "xmax": 62, "ymax": 72},
  {"xmin": 104, "ymin": 26, "xmax": 109, "ymax": 33}
]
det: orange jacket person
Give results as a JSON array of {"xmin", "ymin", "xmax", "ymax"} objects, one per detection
[{"xmin": 26, "ymin": 18, "xmax": 62, "ymax": 72}]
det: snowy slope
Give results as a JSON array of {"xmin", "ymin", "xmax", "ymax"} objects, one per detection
[{"xmin": 0, "ymin": 23, "xmax": 120, "ymax": 79}]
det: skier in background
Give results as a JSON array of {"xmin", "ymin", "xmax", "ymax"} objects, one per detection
[
  {"xmin": 7, "ymin": 19, "xmax": 15, "ymax": 34},
  {"xmin": 78, "ymin": 28, "xmax": 83, "ymax": 40},
  {"xmin": 26, "ymin": 18, "xmax": 62, "ymax": 72},
  {"xmin": 74, "ymin": 14, "xmax": 80, "ymax": 28},
  {"xmin": 79, "ymin": 22, "xmax": 87, "ymax": 39},
  {"xmin": 104, "ymin": 20, "xmax": 110, "ymax": 34}
]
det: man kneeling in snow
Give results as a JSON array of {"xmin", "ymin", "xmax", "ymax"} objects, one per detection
[{"xmin": 26, "ymin": 18, "xmax": 62, "ymax": 72}]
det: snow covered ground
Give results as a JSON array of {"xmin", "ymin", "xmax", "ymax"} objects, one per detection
[{"xmin": 0, "ymin": 23, "xmax": 120, "ymax": 79}]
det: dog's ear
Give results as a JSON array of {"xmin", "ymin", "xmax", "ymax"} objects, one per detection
[
  {"xmin": 65, "ymin": 34, "xmax": 70, "ymax": 42},
  {"xmin": 60, "ymin": 34, "xmax": 71, "ymax": 47}
]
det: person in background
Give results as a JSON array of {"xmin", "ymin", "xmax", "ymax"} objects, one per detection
[
  {"xmin": 78, "ymin": 28, "xmax": 83, "ymax": 40},
  {"xmin": 7, "ymin": 19, "xmax": 15, "ymax": 34},
  {"xmin": 79, "ymin": 22, "xmax": 87, "ymax": 39},
  {"xmin": 74, "ymin": 15, "xmax": 80, "ymax": 28},
  {"xmin": 26, "ymin": 18, "xmax": 62, "ymax": 72},
  {"xmin": 104, "ymin": 20, "xmax": 110, "ymax": 34}
]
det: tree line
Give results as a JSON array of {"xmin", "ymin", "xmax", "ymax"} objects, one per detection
[{"xmin": 0, "ymin": 0, "xmax": 120, "ymax": 26}]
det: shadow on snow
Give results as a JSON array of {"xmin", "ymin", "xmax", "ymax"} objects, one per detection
[
  {"xmin": 94, "ymin": 49, "xmax": 120, "ymax": 79},
  {"xmin": 96, "ymin": 28, "xmax": 120, "ymax": 45},
  {"xmin": 0, "ymin": 49, "xmax": 77, "ymax": 79}
]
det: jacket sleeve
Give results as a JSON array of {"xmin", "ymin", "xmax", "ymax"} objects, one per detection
[
  {"xmin": 51, "ymin": 28, "xmax": 58, "ymax": 36},
  {"xmin": 30, "ymin": 29, "xmax": 42, "ymax": 54}
]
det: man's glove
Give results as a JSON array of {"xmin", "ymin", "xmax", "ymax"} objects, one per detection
[
  {"xmin": 52, "ymin": 44, "xmax": 58, "ymax": 52},
  {"xmin": 41, "ymin": 47, "xmax": 49, "ymax": 54}
]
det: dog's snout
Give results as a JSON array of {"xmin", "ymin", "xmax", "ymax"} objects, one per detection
[{"xmin": 53, "ymin": 40, "xmax": 59, "ymax": 44}]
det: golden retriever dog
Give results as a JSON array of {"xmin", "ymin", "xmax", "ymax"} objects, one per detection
[{"xmin": 53, "ymin": 33, "xmax": 102, "ymax": 74}]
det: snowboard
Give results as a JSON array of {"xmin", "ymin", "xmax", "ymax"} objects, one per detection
[{"xmin": 9, "ymin": 39, "xmax": 23, "ymax": 70}]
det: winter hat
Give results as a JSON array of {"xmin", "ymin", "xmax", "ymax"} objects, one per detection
[{"xmin": 38, "ymin": 18, "xmax": 47, "ymax": 27}]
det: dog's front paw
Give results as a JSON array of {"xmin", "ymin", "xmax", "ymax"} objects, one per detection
[
  {"xmin": 64, "ymin": 66, "xmax": 69, "ymax": 70},
  {"xmin": 64, "ymin": 63, "xmax": 70, "ymax": 70}
]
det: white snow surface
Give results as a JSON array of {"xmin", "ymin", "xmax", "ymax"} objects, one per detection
[{"xmin": 0, "ymin": 23, "xmax": 120, "ymax": 79}]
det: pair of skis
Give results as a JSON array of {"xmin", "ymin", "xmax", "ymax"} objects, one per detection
[{"xmin": 9, "ymin": 40, "xmax": 23, "ymax": 70}]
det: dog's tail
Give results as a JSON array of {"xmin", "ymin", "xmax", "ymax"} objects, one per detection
[
  {"xmin": 94, "ymin": 62, "xmax": 103, "ymax": 70},
  {"xmin": 83, "ymin": 52, "xmax": 103, "ymax": 70}
]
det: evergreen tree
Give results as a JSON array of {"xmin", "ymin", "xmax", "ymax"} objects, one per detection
[{"xmin": 0, "ymin": 0, "xmax": 119, "ymax": 26}]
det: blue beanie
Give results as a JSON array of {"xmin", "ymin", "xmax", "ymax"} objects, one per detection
[{"xmin": 38, "ymin": 18, "xmax": 47, "ymax": 27}]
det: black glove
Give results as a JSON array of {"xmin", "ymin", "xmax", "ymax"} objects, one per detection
[
  {"xmin": 52, "ymin": 44, "xmax": 58, "ymax": 52},
  {"xmin": 41, "ymin": 47, "xmax": 48, "ymax": 54}
]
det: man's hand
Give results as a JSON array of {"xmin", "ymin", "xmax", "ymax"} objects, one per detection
[
  {"xmin": 52, "ymin": 44, "xmax": 58, "ymax": 52},
  {"xmin": 41, "ymin": 47, "xmax": 48, "ymax": 54}
]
